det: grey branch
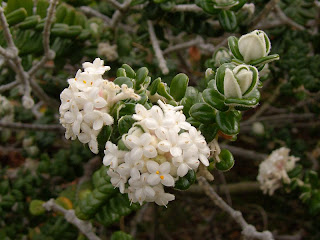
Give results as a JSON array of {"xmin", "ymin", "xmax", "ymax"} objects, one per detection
[
  {"xmin": 171, "ymin": 4, "xmax": 203, "ymax": 12},
  {"xmin": 80, "ymin": 6, "xmax": 111, "ymax": 24},
  {"xmin": 188, "ymin": 181, "xmax": 260, "ymax": 195},
  {"xmin": 110, "ymin": 0, "xmax": 132, "ymax": 28},
  {"xmin": 147, "ymin": 20, "xmax": 169, "ymax": 75},
  {"xmin": 0, "ymin": 121, "xmax": 64, "ymax": 132},
  {"xmin": 220, "ymin": 144, "xmax": 268, "ymax": 161},
  {"xmin": 0, "ymin": 80, "xmax": 19, "ymax": 93},
  {"xmin": 105, "ymin": 0, "xmax": 123, "ymax": 10},
  {"xmin": 43, "ymin": 199, "xmax": 101, "ymax": 240},
  {"xmin": 0, "ymin": 46, "xmax": 15, "ymax": 59},
  {"xmin": 29, "ymin": 0, "xmax": 58, "ymax": 76},
  {"xmin": 198, "ymin": 177, "xmax": 274, "ymax": 240},
  {"xmin": 250, "ymin": 0, "xmax": 280, "ymax": 30},
  {"xmin": 274, "ymin": 5, "xmax": 305, "ymax": 31},
  {"xmin": 80, "ymin": 6, "xmax": 134, "ymax": 33},
  {"xmin": 163, "ymin": 36, "xmax": 204, "ymax": 55}
]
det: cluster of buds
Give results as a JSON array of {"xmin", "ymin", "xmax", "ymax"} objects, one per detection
[
  {"xmin": 59, "ymin": 58, "xmax": 140, "ymax": 153},
  {"xmin": 103, "ymin": 101, "xmax": 210, "ymax": 206},
  {"xmin": 257, "ymin": 147, "xmax": 300, "ymax": 195}
]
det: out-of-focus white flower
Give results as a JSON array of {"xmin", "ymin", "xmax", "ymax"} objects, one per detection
[
  {"xmin": 59, "ymin": 58, "xmax": 140, "ymax": 154},
  {"xmin": 0, "ymin": 95, "xmax": 14, "ymax": 122},
  {"xmin": 98, "ymin": 42, "xmax": 118, "ymax": 62},
  {"xmin": 252, "ymin": 122, "xmax": 265, "ymax": 135},
  {"xmin": 257, "ymin": 147, "xmax": 300, "ymax": 195},
  {"xmin": 104, "ymin": 100, "xmax": 210, "ymax": 206}
]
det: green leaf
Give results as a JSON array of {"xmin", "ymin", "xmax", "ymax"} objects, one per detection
[
  {"xmin": 18, "ymin": 15, "xmax": 40, "ymax": 29},
  {"xmin": 181, "ymin": 86, "xmax": 201, "ymax": 117},
  {"xmin": 95, "ymin": 193, "xmax": 139, "ymax": 226},
  {"xmin": 97, "ymin": 125, "xmax": 112, "ymax": 152},
  {"xmin": 174, "ymin": 170, "xmax": 196, "ymax": 190},
  {"xmin": 5, "ymin": 8, "xmax": 27, "ymax": 26},
  {"xmin": 309, "ymin": 191, "xmax": 320, "ymax": 215},
  {"xmin": 111, "ymin": 231, "xmax": 134, "ymax": 240},
  {"xmin": 189, "ymin": 103, "xmax": 216, "ymax": 123},
  {"xmin": 199, "ymin": 123, "xmax": 219, "ymax": 142},
  {"xmin": 215, "ymin": 149, "xmax": 234, "ymax": 171},
  {"xmin": 287, "ymin": 164, "xmax": 303, "ymax": 178},
  {"xmin": 118, "ymin": 115, "xmax": 136, "ymax": 135},
  {"xmin": 305, "ymin": 171, "xmax": 319, "ymax": 189},
  {"xmin": 228, "ymin": 36, "xmax": 243, "ymax": 61},
  {"xmin": 248, "ymin": 54, "xmax": 280, "ymax": 66},
  {"xmin": 215, "ymin": 110, "xmax": 240, "ymax": 135},
  {"xmin": 218, "ymin": 10, "xmax": 237, "ymax": 32},
  {"xmin": 121, "ymin": 64, "xmax": 136, "ymax": 78},
  {"xmin": 225, "ymin": 89, "xmax": 260, "ymax": 107},
  {"xmin": 202, "ymin": 88, "xmax": 228, "ymax": 111},
  {"xmin": 114, "ymin": 77, "xmax": 134, "ymax": 88},
  {"xmin": 170, "ymin": 73, "xmax": 189, "ymax": 101},
  {"xmin": 157, "ymin": 82, "xmax": 173, "ymax": 100},
  {"xmin": 119, "ymin": 103, "xmax": 136, "ymax": 116},
  {"xmin": 6, "ymin": 0, "xmax": 33, "ymax": 16},
  {"xmin": 149, "ymin": 77, "xmax": 161, "ymax": 95},
  {"xmin": 186, "ymin": 117, "xmax": 201, "ymax": 128},
  {"xmin": 196, "ymin": 0, "xmax": 219, "ymax": 15},
  {"xmin": 55, "ymin": 3, "xmax": 68, "ymax": 23},
  {"xmin": 230, "ymin": 0, "xmax": 247, "ymax": 11},
  {"xmin": 36, "ymin": 0, "xmax": 49, "ymax": 18},
  {"xmin": 116, "ymin": 68, "xmax": 127, "ymax": 78},
  {"xmin": 135, "ymin": 67, "xmax": 149, "ymax": 88}
]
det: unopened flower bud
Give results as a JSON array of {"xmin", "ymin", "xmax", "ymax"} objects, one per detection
[{"xmin": 238, "ymin": 30, "xmax": 271, "ymax": 62}]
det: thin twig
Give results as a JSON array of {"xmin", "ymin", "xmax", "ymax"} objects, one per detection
[
  {"xmin": 0, "ymin": 80, "xmax": 19, "ymax": 93},
  {"xmin": 198, "ymin": 177, "xmax": 274, "ymax": 240},
  {"xmin": 110, "ymin": 0, "xmax": 132, "ymax": 28},
  {"xmin": 0, "ymin": 46, "xmax": 15, "ymax": 59},
  {"xmin": 43, "ymin": 199, "xmax": 101, "ymax": 240},
  {"xmin": 220, "ymin": 144, "xmax": 268, "ymax": 161},
  {"xmin": 187, "ymin": 181, "xmax": 260, "ymax": 195},
  {"xmin": 147, "ymin": 20, "xmax": 169, "ymax": 75},
  {"xmin": 105, "ymin": 0, "xmax": 123, "ymax": 10},
  {"xmin": 171, "ymin": 4, "xmax": 203, "ymax": 13},
  {"xmin": 0, "ymin": 121, "xmax": 64, "ymax": 132},
  {"xmin": 80, "ymin": 6, "xmax": 111, "ymax": 24},
  {"xmin": 250, "ymin": 0, "xmax": 280, "ymax": 30},
  {"xmin": 29, "ymin": 0, "xmax": 58, "ymax": 76},
  {"xmin": 248, "ymin": 81, "xmax": 285, "ymax": 123},
  {"xmin": 163, "ymin": 36, "xmax": 204, "ymax": 55},
  {"xmin": 274, "ymin": 5, "xmax": 305, "ymax": 31}
]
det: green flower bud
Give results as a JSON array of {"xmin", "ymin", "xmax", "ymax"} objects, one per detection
[
  {"xmin": 219, "ymin": 64, "xmax": 259, "ymax": 99},
  {"xmin": 238, "ymin": 30, "xmax": 271, "ymax": 63},
  {"xmin": 29, "ymin": 200, "xmax": 46, "ymax": 215}
]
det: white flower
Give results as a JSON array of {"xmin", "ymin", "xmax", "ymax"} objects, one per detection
[
  {"xmin": 257, "ymin": 147, "xmax": 299, "ymax": 195},
  {"xmin": 129, "ymin": 173, "xmax": 155, "ymax": 205},
  {"xmin": 82, "ymin": 58, "xmax": 110, "ymax": 75},
  {"xmin": 147, "ymin": 161, "xmax": 175, "ymax": 187},
  {"xmin": 104, "ymin": 100, "xmax": 210, "ymax": 206},
  {"xmin": 103, "ymin": 141, "xmax": 126, "ymax": 168},
  {"xmin": 238, "ymin": 30, "xmax": 271, "ymax": 62},
  {"xmin": 124, "ymin": 132, "xmax": 157, "ymax": 161},
  {"xmin": 152, "ymin": 185, "xmax": 175, "ymax": 207},
  {"xmin": 108, "ymin": 168, "xmax": 127, "ymax": 193}
]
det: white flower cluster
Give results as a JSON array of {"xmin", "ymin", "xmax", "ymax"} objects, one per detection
[
  {"xmin": 257, "ymin": 147, "xmax": 299, "ymax": 195},
  {"xmin": 103, "ymin": 100, "xmax": 211, "ymax": 206},
  {"xmin": 59, "ymin": 58, "xmax": 140, "ymax": 154}
]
